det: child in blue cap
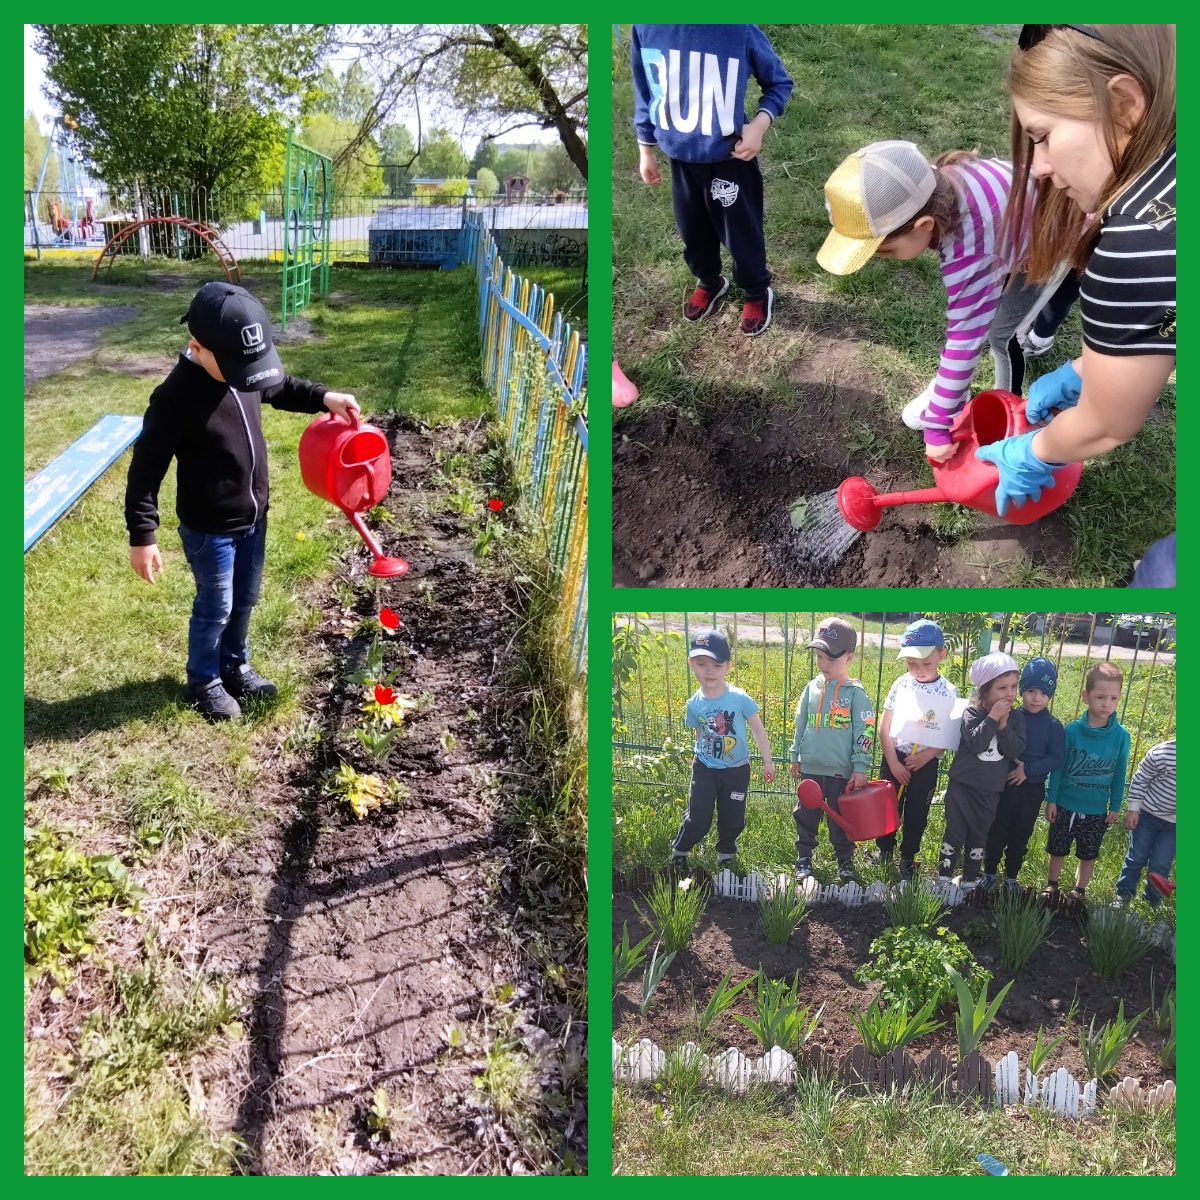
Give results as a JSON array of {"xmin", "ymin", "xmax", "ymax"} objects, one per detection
[{"xmin": 980, "ymin": 656, "xmax": 1066, "ymax": 891}]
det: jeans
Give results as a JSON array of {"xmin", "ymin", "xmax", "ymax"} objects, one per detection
[
  {"xmin": 178, "ymin": 519, "xmax": 267, "ymax": 687},
  {"xmin": 1115, "ymin": 811, "xmax": 1176, "ymax": 905}
]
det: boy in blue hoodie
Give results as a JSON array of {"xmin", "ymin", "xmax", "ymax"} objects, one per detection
[
  {"xmin": 980, "ymin": 657, "xmax": 1066, "ymax": 892},
  {"xmin": 631, "ymin": 24, "xmax": 793, "ymax": 336},
  {"xmin": 1043, "ymin": 662, "xmax": 1131, "ymax": 906}
]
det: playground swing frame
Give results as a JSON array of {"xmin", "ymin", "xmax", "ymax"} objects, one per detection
[{"xmin": 92, "ymin": 216, "xmax": 241, "ymax": 282}]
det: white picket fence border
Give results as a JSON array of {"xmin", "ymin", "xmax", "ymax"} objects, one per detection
[
  {"xmin": 707, "ymin": 869, "xmax": 1176, "ymax": 959},
  {"xmin": 613, "ymin": 1038, "xmax": 1176, "ymax": 1119}
]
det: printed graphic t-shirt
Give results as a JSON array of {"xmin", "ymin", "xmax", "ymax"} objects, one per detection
[
  {"xmin": 686, "ymin": 684, "xmax": 759, "ymax": 768},
  {"xmin": 883, "ymin": 673, "xmax": 959, "ymax": 756}
]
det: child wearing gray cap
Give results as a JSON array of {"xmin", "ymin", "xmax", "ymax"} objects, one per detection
[
  {"xmin": 937, "ymin": 652, "xmax": 1026, "ymax": 890},
  {"xmin": 789, "ymin": 618, "xmax": 876, "ymax": 883}
]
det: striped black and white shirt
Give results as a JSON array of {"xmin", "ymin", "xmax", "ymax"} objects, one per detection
[
  {"xmin": 1080, "ymin": 142, "xmax": 1176, "ymax": 356},
  {"xmin": 1126, "ymin": 739, "xmax": 1175, "ymax": 822}
]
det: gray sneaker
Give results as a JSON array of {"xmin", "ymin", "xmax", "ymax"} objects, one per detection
[
  {"xmin": 795, "ymin": 858, "xmax": 814, "ymax": 882},
  {"xmin": 186, "ymin": 678, "xmax": 241, "ymax": 721},
  {"xmin": 838, "ymin": 863, "xmax": 857, "ymax": 883},
  {"xmin": 221, "ymin": 664, "xmax": 278, "ymax": 700}
]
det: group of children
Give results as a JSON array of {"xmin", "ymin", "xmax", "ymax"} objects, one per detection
[
  {"xmin": 671, "ymin": 618, "xmax": 1175, "ymax": 907},
  {"xmin": 629, "ymin": 23, "xmax": 1076, "ymax": 457}
]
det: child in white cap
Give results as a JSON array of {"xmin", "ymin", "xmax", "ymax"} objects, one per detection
[
  {"xmin": 816, "ymin": 140, "xmax": 1075, "ymax": 462},
  {"xmin": 937, "ymin": 652, "xmax": 1026, "ymax": 890}
]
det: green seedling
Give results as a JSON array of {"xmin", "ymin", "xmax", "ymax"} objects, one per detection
[
  {"xmin": 733, "ymin": 968, "xmax": 823, "ymax": 1054},
  {"xmin": 698, "ymin": 968, "xmax": 754, "ymax": 1038},
  {"xmin": 1078, "ymin": 1001, "xmax": 1147, "ymax": 1081},
  {"xmin": 1029, "ymin": 1024, "xmax": 1070, "ymax": 1075},
  {"xmin": 851, "ymin": 996, "xmax": 942, "ymax": 1057},
  {"xmin": 640, "ymin": 943, "xmax": 676, "ymax": 1016},
  {"xmin": 947, "ymin": 966, "xmax": 1013, "ymax": 1059},
  {"xmin": 366, "ymin": 1087, "xmax": 392, "ymax": 1141},
  {"xmin": 994, "ymin": 887, "xmax": 1052, "ymax": 970},
  {"xmin": 352, "ymin": 722, "xmax": 403, "ymax": 767},
  {"xmin": 758, "ymin": 883, "xmax": 809, "ymax": 946},
  {"xmin": 634, "ymin": 874, "xmax": 709, "ymax": 955},
  {"xmin": 613, "ymin": 921, "xmax": 655, "ymax": 996}
]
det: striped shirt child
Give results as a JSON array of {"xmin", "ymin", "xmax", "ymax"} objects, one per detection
[
  {"xmin": 920, "ymin": 158, "xmax": 1034, "ymax": 447},
  {"xmin": 1080, "ymin": 143, "xmax": 1176, "ymax": 356},
  {"xmin": 1126, "ymin": 739, "xmax": 1175, "ymax": 823}
]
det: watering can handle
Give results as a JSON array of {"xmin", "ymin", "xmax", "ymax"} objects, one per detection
[{"xmin": 331, "ymin": 408, "xmax": 360, "ymax": 431}]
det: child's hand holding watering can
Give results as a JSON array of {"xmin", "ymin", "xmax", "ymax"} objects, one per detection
[{"xmin": 322, "ymin": 391, "xmax": 361, "ymax": 423}]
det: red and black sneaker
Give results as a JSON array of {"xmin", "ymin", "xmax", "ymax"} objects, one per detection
[
  {"xmin": 741, "ymin": 287, "xmax": 774, "ymax": 337},
  {"xmin": 683, "ymin": 276, "xmax": 728, "ymax": 321}
]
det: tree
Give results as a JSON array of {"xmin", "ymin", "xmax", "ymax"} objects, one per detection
[
  {"xmin": 415, "ymin": 127, "xmax": 468, "ymax": 179},
  {"xmin": 312, "ymin": 60, "xmax": 376, "ymax": 124},
  {"xmin": 474, "ymin": 167, "xmax": 498, "ymax": 199},
  {"xmin": 329, "ymin": 24, "xmax": 587, "ymax": 182},
  {"xmin": 469, "ymin": 136, "xmax": 499, "ymax": 175},
  {"xmin": 24, "ymin": 115, "xmax": 55, "ymax": 193},
  {"xmin": 532, "ymin": 142, "xmax": 577, "ymax": 193},
  {"xmin": 33, "ymin": 24, "xmax": 332, "ymax": 192},
  {"xmin": 378, "ymin": 122, "xmax": 416, "ymax": 197},
  {"xmin": 302, "ymin": 112, "xmax": 384, "ymax": 197},
  {"xmin": 494, "ymin": 148, "xmax": 530, "ymax": 182}
]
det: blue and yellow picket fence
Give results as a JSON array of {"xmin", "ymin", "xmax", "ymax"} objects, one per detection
[{"xmin": 461, "ymin": 212, "xmax": 588, "ymax": 677}]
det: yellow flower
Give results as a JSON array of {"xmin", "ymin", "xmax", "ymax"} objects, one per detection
[{"xmin": 296, "ymin": 531, "xmax": 307, "ymax": 541}]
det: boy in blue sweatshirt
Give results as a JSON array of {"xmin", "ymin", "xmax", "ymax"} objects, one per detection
[
  {"xmin": 631, "ymin": 24, "xmax": 793, "ymax": 336},
  {"xmin": 1044, "ymin": 662, "xmax": 1131, "ymax": 905},
  {"xmin": 980, "ymin": 658, "xmax": 1066, "ymax": 892}
]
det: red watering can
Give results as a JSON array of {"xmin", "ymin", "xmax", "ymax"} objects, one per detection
[
  {"xmin": 1148, "ymin": 872, "xmax": 1176, "ymax": 900},
  {"xmin": 837, "ymin": 390, "xmax": 1083, "ymax": 533},
  {"xmin": 298, "ymin": 412, "xmax": 408, "ymax": 577},
  {"xmin": 796, "ymin": 778, "xmax": 899, "ymax": 842}
]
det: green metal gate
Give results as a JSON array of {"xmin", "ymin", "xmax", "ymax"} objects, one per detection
[{"xmin": 281, "ymin": 131, "xmax": 332, "ymax": 331}]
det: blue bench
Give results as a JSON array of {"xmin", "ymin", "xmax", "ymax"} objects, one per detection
[{"xmin": 24, "ymin": 414, "xmax": 143, "ymax": 552}]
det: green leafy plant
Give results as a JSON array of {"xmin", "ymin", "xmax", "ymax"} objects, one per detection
[
  {"xmin": 758, "ymin": 883, "xmax": 809, "ymax": 946},
  {"xmin": 640, "ymin": 943, "xmax": 676, "ymax": 1016},
  {"xmin": 635, "ymin": 874, "xmax": 709, "ymax": 955},
  {"xmin": 960, "ymin": 917, "xmax": 992, "ymax": 943},
  {"xmin": 346, "ymin": 635, "xmax": 386, "ymax": 687},
  {"xmin": 883, "ymin": 879, "xmax": 948, "ymax": 931},
  {"xmin": 613, "ymin": 921, "xmax": 655, "ymax": 996},
  {"xmin": 24, "ymin": 825, "xmax": 146, "ymax": 986},
  {"xmin": 352, "ymin": 721, "xmax": 404, "ymax": 767},
  {"xmin": 994, "ymin": 887, "xmax": 1053, "ymax": 970},
  {"xmin": 1150, "ymin": 974, "xmax": 1175, "ymax": 1070},
  {"xmin": 854, "ymin": 925, "xmax": 990, "ymax": 1013},
  {"xmin": 1029, "ymin": 1025, "xmax": 1070, "ymax": 1074},
  {"xmin": 1085, "ymin": 904, "xmax": 1155, "ymax": 977},
  {"xmin": 325, "ymin": 761, "xmax": 408, "ymax": 820},
  {"xmin": 947, "ymin": 967, "xmax": 1013, "ymax": 1059},
  {"xmin": 698, "ymin": 968, "xmax": 754, "ymax": 1038},
  {"xmin": 366, "ymin": 1087, "xmax": 393, "ymax": 1141},
  {"xmin": 851, "ymin": 996, "xmax": 942, "ymax": 1057},
  {"xmin": 660, "ymin": 1042, "xmax": 707, "ymax": 1126},
  {"xmin": 1078, "ymin": 1001, "xmax": 1147, "ymax": 1081},
  {"xmin": 732, "ymin": 968, "xmax": 823, "ymax": 1053}
]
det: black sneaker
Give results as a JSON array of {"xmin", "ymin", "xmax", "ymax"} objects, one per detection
[
  {"xmin": 669, "ymin": 853, "xmax": 689, "ymax": 871},
  {"xmin": 899, "ymin": 858, "xmax": 915, "ymax": 882},
  {"xmin": 684, "ymin": 277, "xmax": 729, "ymax": 321},
  {"xmin": 221, "ymin": 664, "xmax": 279, "ymax": 700},
  {"xmin": 795, "ymin": 858, "xmax": 813, "ymax": 882},
  {"xmin": 186, "ymin": 678, "xmax": 241, "ymax": 721},
  {"xmin": 740, "ymin": 287, "xmax": 774, "ymax": 337}
]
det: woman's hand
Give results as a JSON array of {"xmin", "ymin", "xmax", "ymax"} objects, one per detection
[
  {"xmin": 1026, "ymin": 359, "xmax": 1083, "ymax": 423},
  {"xmin": 975, "ymin": 430, "xmax": 1061, "ymax": 517}
]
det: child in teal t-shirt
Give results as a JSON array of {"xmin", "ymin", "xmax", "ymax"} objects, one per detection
[{"xmin": 672, "ymin": 629, "xmax": 775, "ymax": 868}]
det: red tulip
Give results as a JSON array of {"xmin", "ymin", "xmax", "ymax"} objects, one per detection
[
  {"xmin": 379, "ymin": 608, "xmax": 400, "ymax": 629},
  {"xmin": 488, "ymin": 498, "xmax": 503, "ymax": 511},
  {"xmin": 374, "ymin": 685, "xmax": 397, "ymax": 706}
]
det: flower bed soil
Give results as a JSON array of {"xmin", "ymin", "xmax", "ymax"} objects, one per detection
[{"xmin": 613, "ymin": 888, "xmax": 1174, "ymax": 1092}]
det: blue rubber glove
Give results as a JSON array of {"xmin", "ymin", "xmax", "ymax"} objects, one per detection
[
  {"xmin": 1026, "ymin": 359, "xmax": 1082, "ymax": 423},
  {"xmin": 975, "ymin": 431, "xmax": 1061, "ymax": 517}
]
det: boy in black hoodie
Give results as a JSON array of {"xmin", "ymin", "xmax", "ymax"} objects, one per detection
[
  {"xmin": 125, "ymin": 282, "xmax": 359, "ymax": 720},
  {"xmin": 980, "ymin": 657, "xmax": 1066, "ymax": 892}
]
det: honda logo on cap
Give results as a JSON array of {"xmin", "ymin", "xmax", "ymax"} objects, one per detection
[{"xmin": 241, "ymin": 323, "xmax": 264, "ymax": 348}]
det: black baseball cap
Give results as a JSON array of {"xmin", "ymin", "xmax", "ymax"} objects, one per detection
[
  {"xmin": 808, "ymin": 617, "xmax": 857, "ymax": 657},
  {"xmin": 689, "ymin": 629, "xmax": 731, "ymax": 663},
  {"xmin": 181, "ymin": 282, "xmax": 284, "ymax": 391}
]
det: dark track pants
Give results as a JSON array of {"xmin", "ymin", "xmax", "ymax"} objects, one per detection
[
  {"xmin": 983, "ymin": 779, "xmax": 1046, "ymax": 879},
  {"xmin": 940, "ymin": 783, "xmax": 1000, "ymax": 881},
  {"xmin": 793, "ymin": 773, "xmax": 856, "ymax": 867},
  {"xmin": 875, "ymin": 756, "xmax": 940, "ymax": 862},
  {"xmin": 669, "ymin": 156, "xmax": 769, "ymax": 300},
  {"xmin": 673, "ymin": 759, "xmax": 752, "ymax": 856}
]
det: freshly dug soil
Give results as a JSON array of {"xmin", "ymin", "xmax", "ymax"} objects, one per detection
[{"xmin": 613, "ymin": 890, "xmax": 1174, "ymax": 1092}]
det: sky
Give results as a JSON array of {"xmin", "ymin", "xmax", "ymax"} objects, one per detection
[{"xmin": 24, "ymin": 24, "xmax": 560, "ymax": 151}]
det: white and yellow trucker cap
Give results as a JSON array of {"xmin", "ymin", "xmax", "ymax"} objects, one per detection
[{"xmin": 817, "ymin": 140, "xmax": 937, "ymax": 275}]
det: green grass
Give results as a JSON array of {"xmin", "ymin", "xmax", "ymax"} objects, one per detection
[
  {"xmin": 613, "ymin": 1076, "xmax": 1175, "ymax": 1175},
  {"xmin": 612, "ymin": 24, "xmax": 1174, "ymax": 585}
]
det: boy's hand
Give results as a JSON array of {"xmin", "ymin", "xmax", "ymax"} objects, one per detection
[
  {"xmin": 732, "ymin": 112, "xmax": 771, "ymax": 160},
  {"xmin": 887, "ymin": 755, "xmax": 911, "ymax": 786},
  {"xmin": 130, "ymin": 543, "xmax": 163, "ymax": 584},
  {"xmin": 790, "ymin": 762, "xmax": 802, "ymax": 780},
  {"xmin": 1045, "ymin": 803, "xmax": 1057, "ymax": 823},
  {"xmin": 1125, "ymin": 810, "xmax": 1140, "ymax": 830},
  {"xmin": 1105, "ymin": 811, "xmax": 1121, "ymax": 825},
  {"xmin": 905, "ymin": 748, "xmax": 936, "ymax": 771},
  {"xmin": 639, "ymin": 145, "xmax": 661, "ymax": 186},
  {"xmin": 925, "ymin": 441, "xmax": 957, "ymax": 465},
  {"xmin": 1007, "ymin": 761, "xmax": 1027, "ymax": 785},
  {"xmin": 323, "ymin": 392, "xmax": 361, "ymax": 424},
  {"xmin": 762, "ymin": 759, "xmax": 776, "ymax": 784},
  {"xmin": 849, "ymin": 771, "xmax": 867, "ymax": 791}
]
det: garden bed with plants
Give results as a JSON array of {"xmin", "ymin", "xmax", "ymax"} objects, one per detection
[{"xmin": 613, "ymin": 876, "xmax": 1176, "ymax": 1100}]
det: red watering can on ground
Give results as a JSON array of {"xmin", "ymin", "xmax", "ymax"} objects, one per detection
[
  {"xmin": 837, "ymin": 390, "xmax": 1083, "ymax": 533},
  {"xmin": 298, "ymin": 412, "xmax": 408, "ymax": 577},
  {"xmin": 796, "ymin": 777, "xmax": 900, "ymax": 843},
  {"xmin": 1148, "ymin": 872, "xmax": 1176, "ymax": 900}
]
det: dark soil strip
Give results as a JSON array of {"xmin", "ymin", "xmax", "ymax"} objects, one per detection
[
  {"xmin": 614, "ymin": 890, "xmax": 1174, "ymax": 1093},
  {"xmin": 212, "ymin": 416, "xmax": 575, "ymax": 1174}
]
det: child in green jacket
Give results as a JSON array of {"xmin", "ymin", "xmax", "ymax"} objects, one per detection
[{"xmin": 790, "ymin": 618, "xmax": 876, "ymax": 882}]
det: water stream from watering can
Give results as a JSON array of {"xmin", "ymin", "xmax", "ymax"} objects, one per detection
[{"xmin": 762, "ymin": 487, "xmax": 863, "ymax": 582}]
